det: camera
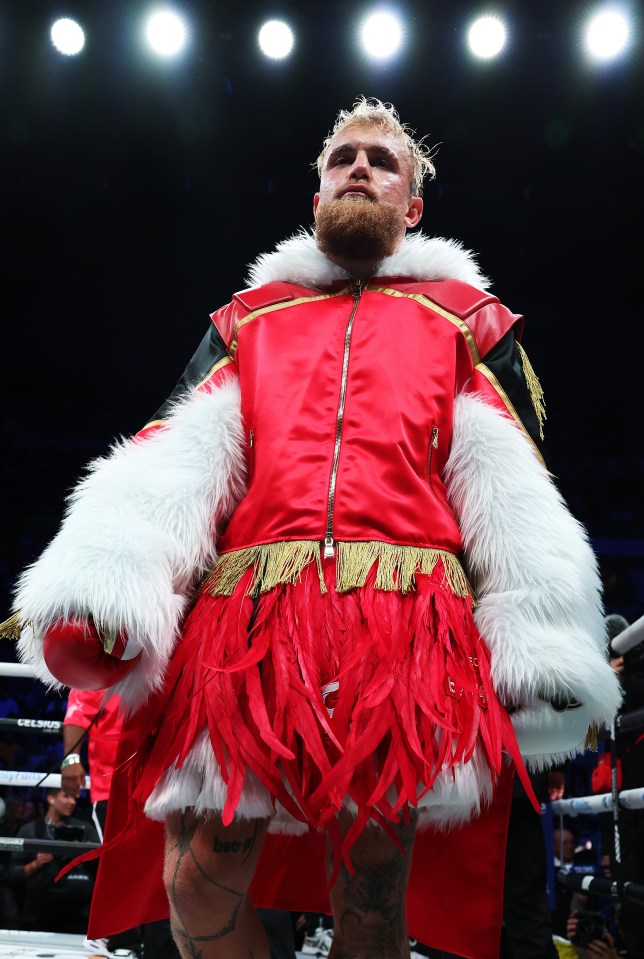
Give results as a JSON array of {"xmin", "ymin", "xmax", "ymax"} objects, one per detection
[
  {"xmin": 53, "ymin": 824, "xmax": 86, "ymax": 842},
  {"xmin": 571, "ymin": 910, "xmax": 606, "ymax": 947}
]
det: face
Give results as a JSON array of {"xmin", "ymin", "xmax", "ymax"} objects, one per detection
[
  {"xmin": 553, "ymin": 829, "xmax": 575, "ymax": 861},
  {"xmin": 49, "ymin": 789, "xmax": 76, "ymax": 819},
  {"xmin": 314, "ymin": 124, "xmax": 423, "ymax": 259}
]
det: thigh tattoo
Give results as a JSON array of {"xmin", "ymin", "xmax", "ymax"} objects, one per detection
[
  {"xmin": 166, "ymin": 811, "xmax": 252, "ymax": 958},
  {"xmin": 335, "ymin": 816, "xmax": 417, "ymax": 958}
]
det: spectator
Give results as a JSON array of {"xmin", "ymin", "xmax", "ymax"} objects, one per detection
[
  {"xmin": 565, "ymin": 911, "xmax": 624, "ymax": 959},
  {"xmin": 62, "ymin": 688, "xmax": 123, "ymax": 840},
  {"xmin": 0, "ymin": 795, "xmax": 20, "ymax": 928},
  {"xmin": 603, "ymin": 614, "xmax": 644, "ymax": 957},
  {"xmin": 8, "ymin": 786, "xmax": 99, "ymax": 932},
  {"xmin": 63, "ymin": 690, "xmax": 149, "ymax": 956},
  {"xmin": 554, "ymin": 827, "xmax": 577, "ymax": 867},
  {"xmin": 552, "ymin": 825, "xmax": 593, "ymax": 938},
  {"xmin": 62, "ymin": 688, "xmax": 295, "ymax": 959},
  {"xmin": 501, "ymin": 770, "xmax": 560, "ymax": 958}
]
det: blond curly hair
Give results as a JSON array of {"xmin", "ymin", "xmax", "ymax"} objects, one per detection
[{"xmin": 316, "ymin": 97, "xmax": 436, "ymax": 196}]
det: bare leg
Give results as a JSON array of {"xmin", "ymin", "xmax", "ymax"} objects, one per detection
[
  {"xmin": 327, "ymin": 809, "xmax": 418, "ymax": 959},
  {"xmin": 163, "ymin": 809, "xmax": 269, "ymax": 959}
]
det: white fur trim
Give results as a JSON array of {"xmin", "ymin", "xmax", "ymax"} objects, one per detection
[
  {"xmin": 144, "ymin": 730, "xmax": 308, "ymax": 834},
  {"xmin": 445, "ymin": 393, "xmax": 622, "ymax": 764},
  {"xmin": 144, "ymin": 730, "xmax": 493, "ymax": 831},
  {"xmin": 511, "ymin": 700, "xmax": 596, "ymax": 771},
  {"xmin": 245, "ymin": 229, "xmax": 490, "ymax": 290},
  {"xmin": 15, "ymin": 378, "xmax": 245, "ymax": 712},
  {"xmin": 416, "ymin": 746, "xmax": 495, "ymax": 828}
]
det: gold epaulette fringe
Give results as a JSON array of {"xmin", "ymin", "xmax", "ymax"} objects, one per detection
[
  {"xmin": 584, "ymin": 722, "xmax": 599, "ymax": 752},
  {"xmin": 0, "ymin": 611, "xmax": 23, "ymax": 640},
  {"xmin": 517, "ymin": 342, "xmax": 547, "ymax": 440},
  {"xmin": 204, "ymin": 540, "xmax": 473, "ymax": 599}
]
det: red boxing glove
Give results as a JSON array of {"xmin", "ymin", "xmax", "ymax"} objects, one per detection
[{"xmin": 43, "ymin": 619, "xmax": 142, "ymax": 690}]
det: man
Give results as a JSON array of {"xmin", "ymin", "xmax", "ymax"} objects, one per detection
[
  {"xmin": 7, "ymin": 98, "xmax": 621, "ymax": 959},
  {"xmin": 62, "ymin": 689, "xmax": 123, "ymax": 840},
  {"xmin": 8, "ymin": 787, "xmax": 99, "ymax": 933},
  {"xmin": 603, "ymin": 614, "xmax": 644, "ymax": 958}
]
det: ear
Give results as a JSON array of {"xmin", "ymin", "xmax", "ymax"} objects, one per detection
[
  {"xmin": 404, "ymin": 196, "xmax": 423, "ymax": 229},
  {"xmin": 313, "ymin": 192, "xmax": 320, "ymax": 219}
]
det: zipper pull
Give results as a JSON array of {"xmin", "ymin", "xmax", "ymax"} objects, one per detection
[
  {"xmin": 249, "ymin": 429, "xmax": 254, "ymax": 448},
  {"xmin": 352, "ymin": 278, "xmax": 363, "ymax": 300},
  {"xmin": 431, "ymin": 427, "xmax": 439, "ymax": 448},
  {"xmin": 323, "ymin": 535, "xmax": 335, "ymax": 559}
]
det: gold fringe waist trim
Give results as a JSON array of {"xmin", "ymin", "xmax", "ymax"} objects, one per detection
[{"xmin": 203, "ymin": 540, "xmax": 473, "ymax": 599}]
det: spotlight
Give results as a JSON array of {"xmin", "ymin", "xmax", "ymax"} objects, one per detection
[
  {"xmin": 145, "ymin": 9, "xmax": 188, "ymax": 57},
  {"xmin": 361, "ymin": 11, "xmax": 403, "ymax": 60},
  {"xmin": 258, "ymin": 20, "xmax": 294, "ymax": 59},
  {"xmin": 50, "ymin": 18, "xmax": 85, "ymax": 56},
  {"xmin": 467, "ymin": 15, "xmax": 507, "ymax": 59},
  {"xmin": 584, "ymin": 8, "xmax": 630, "ymax": 62}
]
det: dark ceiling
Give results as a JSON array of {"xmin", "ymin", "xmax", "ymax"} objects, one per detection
[{"xmin": 1, "ymin": 0, "xmax": 643, "ymax": 616}]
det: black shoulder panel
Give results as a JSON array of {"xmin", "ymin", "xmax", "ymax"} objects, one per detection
[
  {"xmin": 480, "ymin": 329, "xmax": 547, "ymax": 462},
  {"xmin": 145, "ymin": 324, "xmax": 229, "ymax": 425}
]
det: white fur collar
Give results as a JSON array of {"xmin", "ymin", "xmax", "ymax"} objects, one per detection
[{"xmin": 245, "ymin": 229, "xmax": 490, "ymax": 291}]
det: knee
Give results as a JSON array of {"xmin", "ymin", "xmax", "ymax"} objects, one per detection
[
  {"xmin": 163, "ymin": 846, "xmax": 244, "ymax": 908},
  {"xmin": 163, "ymin": 812, "xmax": 266, "ymax": 922}
]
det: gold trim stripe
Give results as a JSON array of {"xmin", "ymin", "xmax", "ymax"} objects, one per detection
[
  {"xmin": 365, "ymin": 286, "xmax": 481, "ymax": 366},
  {"xmin": 229, "ymin": 289, "xmax": 350, "ymax": 359},
  {"xmin": 195, "ymin": 355, "xmax": 234, "ymax": 390},
  {"xmin": 475, "ymin": 363, "xmax": 546, "ymax": 466},
  {"xmin": 140, "ymin": 356, "xmax": 234, "ymax": 431}
]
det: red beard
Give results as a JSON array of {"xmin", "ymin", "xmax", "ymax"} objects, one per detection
[{"xmin": 315, "ymin": 197, "xmax": 404, "ymax": 263}]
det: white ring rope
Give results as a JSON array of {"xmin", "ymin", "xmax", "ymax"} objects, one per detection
[
  {"xmin": 0, "ymin": 662, "xmax": 38, "ymax": 677},
  {"xmin": 550, "ymin": 787, "xmax": 644, "ymax": 815},
  {"xmin": 0, "ymin": 771, "xmax": 91, "ymax": 788},
  {"xmin": 0, "ymin": 836, "xmax": 99, "ymax": 855},
  {"xmin": 0, "ymin": 717, "xmax": 63, "ymax": 733},
  {"xmin": 611, "ymin": 612, "xmax": 644, "ymax": 655}
]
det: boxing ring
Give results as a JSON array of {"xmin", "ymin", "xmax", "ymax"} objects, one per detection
[
  {"xmin": 0, "ymin": 930, "xmax": 102, "ymax": 958},
  {"xmin": 1, "ymin": 616, "xmax": 643, "ymax": 957},
  {"xmin": 549, "ymin": 612, "xmax": 644, "ymax": 918}
]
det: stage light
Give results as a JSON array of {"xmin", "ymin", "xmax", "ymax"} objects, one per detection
[
  {"xmin": 467, "ymin": 15, "xmax": 507, "ymax": 59},
  {"xmin": 361, "ymin": 11, "xmax": 403, "ymax": 60},
  {"xmin": 50, "ymin": 18, "xmax": 85, "ymax": 56},
  {"xmin": 145, "ymin": 9, "xmax": 188, "ymax": 57},
  {"xmin": 584, "ymin": 8, "xmax": 630, "ymax": 61},
  {"xmin": 258, "ymin": 20, "xmax": 294, "ymax": 59}
]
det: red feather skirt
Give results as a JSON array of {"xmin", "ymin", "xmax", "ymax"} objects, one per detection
[{"xmin": 131, "ymin": 555, "xmax": 517, "ymax": 861}]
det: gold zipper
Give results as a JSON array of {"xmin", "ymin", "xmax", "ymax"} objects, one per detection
[
  {"xmin": 427, "ymin": 426, "xmax": 439, "ymax": 481},
  {"xmin": 323, "ymin": 279, "xmax": 363, "ymax": 558}
]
